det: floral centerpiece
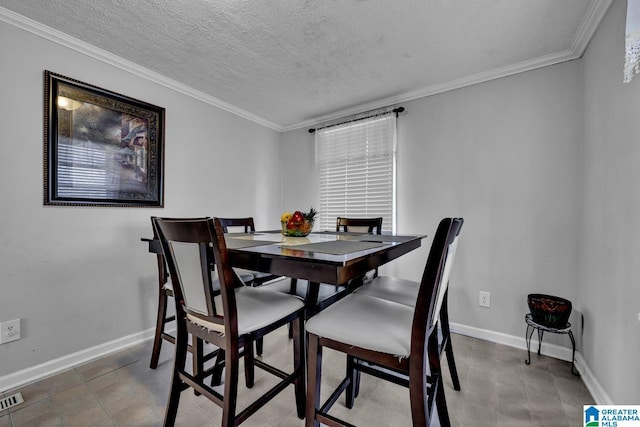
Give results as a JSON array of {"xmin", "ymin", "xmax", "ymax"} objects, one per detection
[{"xmin": 281, "ymin": 207, "xmax": 317, "ymax": 237}]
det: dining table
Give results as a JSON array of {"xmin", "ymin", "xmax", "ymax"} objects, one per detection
[
  {"xmin": 224, "ymin": 229, "xmax": 425, "ymax": 316},
  {"xmin": 143, "ymin": 229, "xmax": 426, "ymax": 317}
]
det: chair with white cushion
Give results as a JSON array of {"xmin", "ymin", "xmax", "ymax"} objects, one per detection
[
  {"xmin": 217, "ymin": 217, "xmax": 282, "ymax": 286},
  {"xmin": 336, "ymin": 216, "xmax": 383, "ymax": 234},
  {"xmin": 148, "ymin": 217, "xmax": 254, "ymax": 370},
  {"xmin": 305, "ymin": 217, "xmax": 463, "ymax": 427},
  {"xmin": 154, "ymin": 217, "xmax": 306, "ymax": 427},
  {"xmin": 353, "ymin": 218, "xmax": 463, "ymax": 392},
  {"xmin": 336, "ymin": 216, "xmax": 383, "ymax": 281}
]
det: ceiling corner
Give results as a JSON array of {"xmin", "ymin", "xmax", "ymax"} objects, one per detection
[{"xmin": 570, "ymin": 0, "xmax": 615, "ymax": 57}]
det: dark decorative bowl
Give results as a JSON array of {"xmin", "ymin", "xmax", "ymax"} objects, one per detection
[{"xmin": 527, "ymin": 294, "xmax": 572, "ymax": 328}]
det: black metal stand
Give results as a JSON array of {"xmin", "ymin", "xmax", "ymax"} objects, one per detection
[{"xmin": 525, "ymin": 313, "xmax": 578, "ymax": 375}]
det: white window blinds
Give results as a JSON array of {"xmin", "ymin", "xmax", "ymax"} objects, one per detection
[{"xmin": 316, "ymin": 113, "xmax": 396, "ymax": 233}]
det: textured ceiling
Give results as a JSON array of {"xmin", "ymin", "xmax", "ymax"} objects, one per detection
[{"xmin": 0, "ymin": 0, "xmax": 612, "ymax": 131}]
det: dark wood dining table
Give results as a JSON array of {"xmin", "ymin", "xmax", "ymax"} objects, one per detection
[
  {"xmin": 143, "ymin": 230, "xmax": 426, "ymax": 316},
  {"xmin": 223, "ymin": 230, "xmax": 425, "ymax": 315}
]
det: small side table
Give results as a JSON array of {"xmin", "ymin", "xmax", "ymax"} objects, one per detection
[{"xmin": 525, "ymin": 313, "xmax": 578, "ymax": 375}]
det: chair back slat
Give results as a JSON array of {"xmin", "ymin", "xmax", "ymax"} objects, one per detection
[
  {"xmin": 150, "ymin": 217, "xmax": 170, "ymax": 285},
  {"xmin": 218, "ymin": 217, "xmax": 255, "ymax": 233},
  {"xmin": 170, "ymin": 241, "xmax": 213, "ymax": 316},
  {"xmin": 210, "ymin": 218, "xmax": 243, "ymax": 336},
  {"xmin": 433, "ymin": 233, "xmax": 460, "ymax": 324},
  {"xmin": 336, "ymin": 217, "xmax": 383, "ymax": 234},
  {"xmin": 154, "ymin": 217, "xmax": 239, "ymax": 334}
]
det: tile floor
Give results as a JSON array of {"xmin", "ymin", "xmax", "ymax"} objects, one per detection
[{"xmin": 0, "ymin": 326, "xmax": 593, "ymax": 426}]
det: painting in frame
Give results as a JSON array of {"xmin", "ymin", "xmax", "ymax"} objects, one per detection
[{"xmin": 44, "ymin": 70, "xmax": 165, "ymax": 207}]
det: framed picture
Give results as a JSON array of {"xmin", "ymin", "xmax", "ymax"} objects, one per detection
[{"xmin": 44, "ymin": 70, "xmax": 165, "ymax": 207}]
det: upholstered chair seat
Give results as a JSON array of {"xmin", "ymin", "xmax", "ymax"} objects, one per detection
[
  {"xmin": 354, "ymin": 276, "xmax": 419, "ymax": 307},
  {"xmin": 306, "ymin": 293, "xmax": 414, "ymax": 357},
  {"xmin": 187, "ymin": 286, "xmax": 303, "ymax": 335},
  {"xmin": 305, "ymin": 218, "xmax": 463, "ymax": 427}
]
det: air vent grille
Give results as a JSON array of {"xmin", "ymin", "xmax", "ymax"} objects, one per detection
[{"xmin": 0, "ymin": 392, "xmax": 24, "ymax": 411}]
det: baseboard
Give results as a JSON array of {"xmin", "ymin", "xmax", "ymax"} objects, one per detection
[
  {"xmin": 573, "ymin": 352, "xmax": 614, "ymax": 404},
  {"xmin": 450, "ymin": 322, "xmax": 613, "ymax": 404},
  {"xmin": 450, "ymin": 322, "xmax": 575, "ymax": 362},
  {"xmin": 0, "ymin": 328, "xmax": 156, "ymax": 393},
  {"xmin": 1, "ymin": 322, "xmax": 614, "ymax": 405}
]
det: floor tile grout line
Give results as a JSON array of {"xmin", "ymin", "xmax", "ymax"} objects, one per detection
[
  {"xmin": 0, "ymin": 330, "xmax": 592, "ymax": 427},
  {"xmin": 72, "ymin": 365, "xmax": 120, "ymax": 426}
]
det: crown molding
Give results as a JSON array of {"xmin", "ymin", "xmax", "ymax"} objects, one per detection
[
  {"xmin": 571, "ymin": 0, "xmax": 614, "ymax": 55},
  {"xmin": 283, "ymin": 49, "xmax": 578, "ymax": 132},
  {"xmin": 0, "ymin": 6, "xmax": 282, "ymax": 132},
  {"xmin": 282, "ymin": 0, "xmax": 614, "ymax": 132},
  {"xmin": 1, "ymin": 0, "xmax": 614, "ymax": 134}
]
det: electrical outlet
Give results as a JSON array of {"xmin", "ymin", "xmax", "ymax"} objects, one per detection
[
  {"xmin": 479, "ymin": 291, "xmax": 491, "ymax": 308},
  {"xmin": 0, "ymin": 319, "xmax": 21, "ymax": 344}
]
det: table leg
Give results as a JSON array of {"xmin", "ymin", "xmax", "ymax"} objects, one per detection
[
  {"xmin": 288, "ymin": 278, "xmax": 320, "ymax": 317},
  {"xmin": 306, "ymin": 281, "xmax": 321, "ymax": 317}
]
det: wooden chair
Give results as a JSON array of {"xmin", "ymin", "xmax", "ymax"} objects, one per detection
[
  {"xmin": 148, "ymin": 217, "xmax": 254, "ymax": 370},
  {"xmin": 336, "ymin": 216, "xmax": 383, "ymax": 234},
  {"xmin": 336, "ymin": 216, "xmax": 383, "ymax": 281},
  {"xmin": 352, "ymin": 218, "xmax": 463, "ymax": 396},
  {"xmin": 305, "ymin": 217, "xmax": 463, "ymax": 427},
  {"xmin": 217, "ymin": 217, "xmax": 282, "ymax": 286},
  {"xmin": 218, "ymin": 217, "xmax": 288, "ymax": 355},
  {"xmin": 154, "ymin": 217, "xmax": 306, "ymax": 427}
]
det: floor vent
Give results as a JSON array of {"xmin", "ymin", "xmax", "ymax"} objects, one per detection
[{"xmin": 0, "ymin": 392, "xmax": 24, "ymax": 411}]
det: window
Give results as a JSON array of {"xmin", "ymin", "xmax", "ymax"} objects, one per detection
[{"xmin": 316, "ymin": 112, "xmax": 396, "ymax": 232}]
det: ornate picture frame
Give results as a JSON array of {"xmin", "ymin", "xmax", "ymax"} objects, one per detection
[{"xmin": 44, "ymin": 71, "xmax": 165, "ymax": 207}]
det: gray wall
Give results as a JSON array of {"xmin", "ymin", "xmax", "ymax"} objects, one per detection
[
  {"xmin": 582, "ymin": 0, "xmax": 640, "ymax": 403},
  {"xmin": 2, "ymin": 0, "xmax": 638, "ymax": 405},
  {"xmin": 283, "ymin": 60, "xmax": 584, "ymax": 344},
  {"xmin": 281, "ymin": 1, "xmax": 638, "ymax": 404},
  {"xmin": 0, "ymin": 20, "xmax": 283, "ymax": 379},
  {"xmin": 396, "ymin": 60, "xmax": 584, "ymax": 336}
]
